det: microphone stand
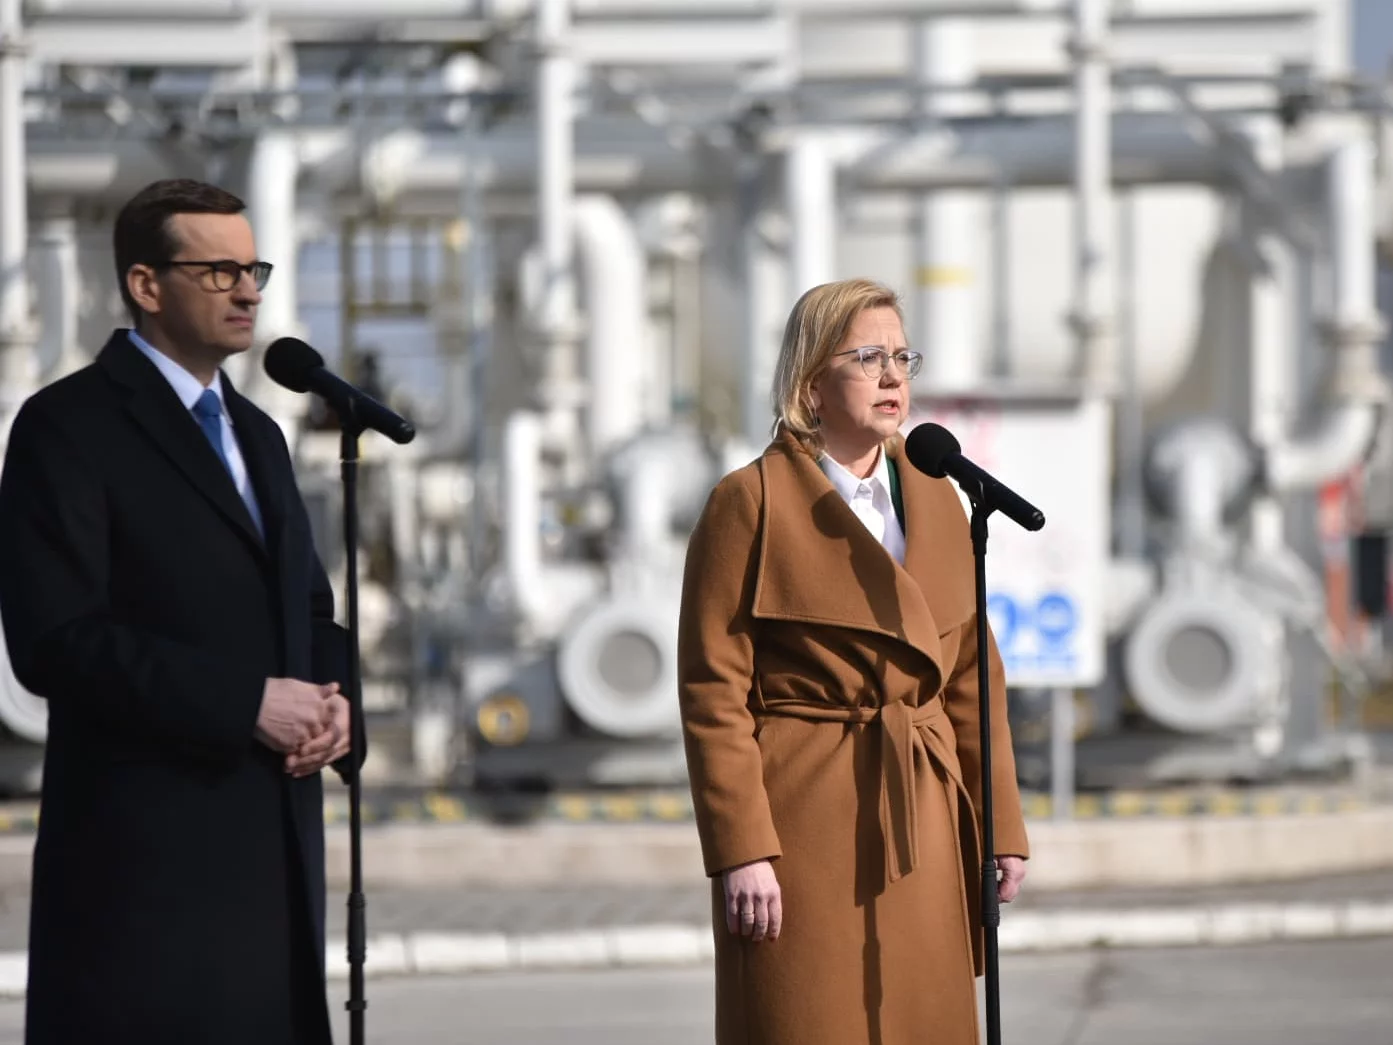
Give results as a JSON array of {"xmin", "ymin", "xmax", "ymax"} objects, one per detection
[
  {"xmin": 339, "ymin": 415, "xmax": 368, "ymax": 1045},
  {"xmin": 965, "ymin": 477, "xmax": 1005, "ymax": 1045}
]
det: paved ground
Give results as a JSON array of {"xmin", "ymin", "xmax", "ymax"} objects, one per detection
[
  {"xmin": 0, "ymin": 937, "xmax": 1384, "ymax": 1044},
  {"xmin": 0, "ymin": 868, "xmax": 1387, "ymax": 951}
]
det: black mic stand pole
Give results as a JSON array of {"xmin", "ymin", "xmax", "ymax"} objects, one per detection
[
  {"xmin": 339, "ymin": 412, "xmax": 368, "ymax": 1045},
  {"xmin": 966, "ymin": 477, "xmax": 1004, "ymax": 1045}
]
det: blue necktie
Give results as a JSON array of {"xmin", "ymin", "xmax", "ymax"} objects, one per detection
[
  {"xmin": 192, "ymin": 389, "xmax": 264, "ymax": 537},
  {"xmin": 192, "ymin": 389, "xmax": 234, "ymax": 479}
]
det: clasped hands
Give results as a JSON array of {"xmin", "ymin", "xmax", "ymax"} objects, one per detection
[{"xmin": 255, "ymin": 677, "xmax": 352, "ymax": 778}]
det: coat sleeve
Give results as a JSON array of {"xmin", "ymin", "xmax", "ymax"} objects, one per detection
[
  {"xmin": 309, "ymin": 550, "xmax": 367, "ymax": 783},
  {"xmin": 942, "ymin": 612, "xmax": 1031, "ymax": 859},
  {"xmin": 677, "ymin": 471, "xmax": 782, "ymax": 877},
  {"xmin": 0, "ymin": 399, "xmax": 265, "ymax": 768}
]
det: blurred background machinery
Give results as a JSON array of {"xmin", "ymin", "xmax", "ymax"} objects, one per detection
[{"xmin": 2, "ymin": 0, "xmax": 1393, "ymax": 797}]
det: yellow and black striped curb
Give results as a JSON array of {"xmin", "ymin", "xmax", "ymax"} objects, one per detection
[
  {"xmin": 0, "ymin": 788, "xmax": 1378, "ymax": 834},
  {"xmin": 323, "ymin": 788, "xmax": 1384, "ymax": 825}
]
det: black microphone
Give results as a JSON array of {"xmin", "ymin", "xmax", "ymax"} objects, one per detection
[
  {"xmin": 904, "ymin": 422, "xmax": 1045, "ymax": 531},
  {"xmin": 264, "ymin": 337, "xmax": 415, "ymax": 445}
]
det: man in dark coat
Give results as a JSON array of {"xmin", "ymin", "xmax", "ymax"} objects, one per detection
[{"xmin": 0, "ymin": 178, "xmax": 361, "ymax": 1045}]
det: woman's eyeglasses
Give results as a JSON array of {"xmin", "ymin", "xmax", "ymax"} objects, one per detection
[{"xmin": 832, "ymin": 346, "xmax": 924, "ymax": 380}]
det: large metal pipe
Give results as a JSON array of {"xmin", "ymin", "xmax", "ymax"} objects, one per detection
[
  {"xmin": 845, "ymin": 115, "xmax": 1226, "ymax": 191},
  {"xmin": 33, "ymin": 211, "xmax": 86, "ymax": 384},
  {"xmin": 1069, "ymin": 0, "xmax": 1112, "ymax": 386},
  {"xmin": 785, "ymin": 133, "xmax": 836, "ymax": 297},
  {"xmin": 0, "ymin": 0, "xmax": 37, "ymax": 431},
  {"xmin": 26, "ymin": 112, "xmax": 1242, "ymax": 207},
  {"xmin": 24, "ymin": 128, "xmax": 705, "ymax": 202},
  {"xmin": 241, "ymin": 130, "xmax": 304, "ymax": 433},
  {"xmin": 574, "ymin": 194, "xmax": 648, "ymax": 457},
  {"xmin": 21, "ymin": 0, "xmax": 1315, "ymax": 19},
  {"xmin": 535, "ymin": 0, "xmax": 585, "ymax": 473},
  {"xmin": 1240, "ymin": 116, "xmax": 1291, "ymax": 554},
  {"xmin": 1266, "ymin": 138, "xmax": 1386, "ymax": 494},
  {"xmin": 913, "ymin": 18, "xmax": 978, "ymax": 393},
  {"xmin": 502, "ymin": 410, "xmax": 545, "ymax": 625},
  {"xmin": 25, "ymin": 141, "xmax": 200, "ymax": 200},
  {"xmin": 23, "ymin": 1, "xmax": 1064, "ymax": 18},
  {"xmin": 1149, "ymin": 420, "xmax": 1255, "ymax": 551}
]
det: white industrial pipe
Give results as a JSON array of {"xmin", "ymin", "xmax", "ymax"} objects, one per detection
[
  {"xmin": 1266, "ymin": 138, "xmax": 1386, "ymax": 493},
  {"xmin": 574, "ymin": 195, "xmax": 649, "ymax": 456},
  {"xmin": 238, "ymin": 130, "xmax": 305, "ymax": 437},
  {"xmin": 22, "ymin": 1, "xmax": 1079, "ymax": 18},
  {"xmin": 1329, "ymin": 139, "xmax": 1380, "ymax": 337},
  {"xmin": 741, "ymin": 191, "xmax": 785, "ymax": 452},
  {"xmin": 33, "ymin": 212, "xmax": 87, "ymax": 383},
  {"xmin": 913, "ymin": 18, "xmax": 978, "ymax": 392},
  {"xmin": 0, "ymin": 0, "xmax": 37, "ymax": 429},
  {"xmin": 33, "ymin": 1, "xmax": 1311, "ymax": 20},
  {"xmin": 24, "ymin": 130, "xmax": 704, "ymax": 203},
  {"xmin": 502, "ymin": 410, "xmax": 546, "ymax": 625},
  {"xmin": 785, "ymin": 133, "xmax": 836, "ymax": 296},
  {"xmin": 1149, "ymin": 420, "xmax": 1255, "ymax": 552},
  {"xmin": 846, "ymin": 116, "xmax": 1224, "ymax": 192},
  {"xmin": 535, "ymin": 0, "xmax": 584, "ymax": 469},
  {"xmin": 246, "ymin": 132, "xmax": 301, "ymax": 343},
  {"xmin": 1265, "ymin": 409, "xmax": 1380, "ymax": 493},
  {"xmin": 1239, "ymin": 115, "xmax": 1292, "ymax": 554},
  {"xmin": 617, "ymin": 444, "xmax": 672, "ymax": 566},
  {"xmin": 24, "ymin": 115, "xmax": 1236, "ymax": 207},
  {"xmin": 24, "ymin": 141, "xmax": 198, "ymax": 200},
  {"xmin": 1069, "ymin": 0, "xmax": 1113, "ymax": 386}
]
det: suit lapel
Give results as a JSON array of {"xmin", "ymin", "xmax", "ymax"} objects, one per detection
[
  {"xmin": 223, "ymin": 379, "xmax": 287, "ymax": 543},
  {"xmin": 751, "ymin": 432, "xmax": 945, "ymax": 678},
  {"xmin": 97, "ymin": 332, "xmax": 268, "ymax": 560}
]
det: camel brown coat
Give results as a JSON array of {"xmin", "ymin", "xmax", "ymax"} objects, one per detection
[{"xmin": 677, "ymin": 431, "xmax": 1030, "ymax": 1045}]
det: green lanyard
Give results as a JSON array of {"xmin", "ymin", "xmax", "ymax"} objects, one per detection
[{"xmin": 886, "ymin": 455, "xmax": 906, "ymax": 535}]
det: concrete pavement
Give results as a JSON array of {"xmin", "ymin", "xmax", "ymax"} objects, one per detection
[
  {"xmin": 0, "ymin": 785, "xmax": 1389, "ymax": 995},
  {"xmin": 0, "ymin": 938, "xmax": 1386, "ymax": 1045},
  {"xmin": 0, "ymin": 868, "xmax": 1387, "ymax": 994}
]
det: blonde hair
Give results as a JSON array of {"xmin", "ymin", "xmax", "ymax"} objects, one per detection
[{"xmin": 770, "ymin": 278, "xmax": 905, "ymax": 452}]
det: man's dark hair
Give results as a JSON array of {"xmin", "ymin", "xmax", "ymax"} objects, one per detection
[{"xmin": 113, "ymin": 179, "xmax": 247, "ymax": 325}]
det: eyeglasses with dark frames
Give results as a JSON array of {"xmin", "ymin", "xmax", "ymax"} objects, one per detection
[
  {"xmin": 160, "ymin": 260, "xmax": 273, "ymax": 293},
  {"xmin": 831, "ymin": 346, "xmax": 924, "ymax": 380}
]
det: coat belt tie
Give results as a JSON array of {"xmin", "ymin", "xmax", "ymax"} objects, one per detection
[{"xmin": 761, "ymin": 698, "xmax": 969, "ymax": 885}]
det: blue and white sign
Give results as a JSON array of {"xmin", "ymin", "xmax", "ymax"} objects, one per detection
[{"xmin": 908, "ymin": 396, "xmax": 1109, "ymax": 688}]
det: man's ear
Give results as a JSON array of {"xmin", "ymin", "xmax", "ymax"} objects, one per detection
[{"xmin": 126, "ymin": 265, "xmax": 162, "ymax": 319}]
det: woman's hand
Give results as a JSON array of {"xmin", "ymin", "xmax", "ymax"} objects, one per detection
[
  {"xmin": 997, "ymin": 855, "xmax": 1027, "ymax": 903},
  {"xmin": 723, "ymin": 858, "xmax": 782, "ymax": 942}
]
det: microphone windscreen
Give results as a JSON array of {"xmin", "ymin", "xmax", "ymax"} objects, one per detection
[
  {"xmin": 904, "ymin": 422, "xmax": 961, "ymax": 478},
  {"xmin": 263, "ymin": 337, "xmax": 324, "ymax": 393}
]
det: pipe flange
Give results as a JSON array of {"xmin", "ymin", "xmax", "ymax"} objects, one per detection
[
  {"xmin": 557, "ymin": 594, "xmax": 680, "ymax": 739},
  {"xmin": 1123, "ymin": 590, "xmax": 1277, "ymax": 735}
]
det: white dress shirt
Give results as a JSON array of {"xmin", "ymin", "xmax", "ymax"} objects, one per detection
[
  {"xmin": 819, "ymin": 448, "xmax": 906, "ymax": 565},
  {"xmin": 127, "ymin": 330, "xmax": 264, "ymax": 532}
]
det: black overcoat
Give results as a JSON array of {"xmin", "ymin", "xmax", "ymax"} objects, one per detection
[{"xmin": 0, "ymin": 330, "xmax": 357, "ymax": 1045}]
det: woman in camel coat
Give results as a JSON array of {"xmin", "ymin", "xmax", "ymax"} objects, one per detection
[{"xmin": 678, "ymin": 278, "xmax": 1030, "ymax": 1045}]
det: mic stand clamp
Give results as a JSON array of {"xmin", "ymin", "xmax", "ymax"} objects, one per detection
[{"xmin": 338, "ymin": 413, "xmax": 368, "ymax": 1045}]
